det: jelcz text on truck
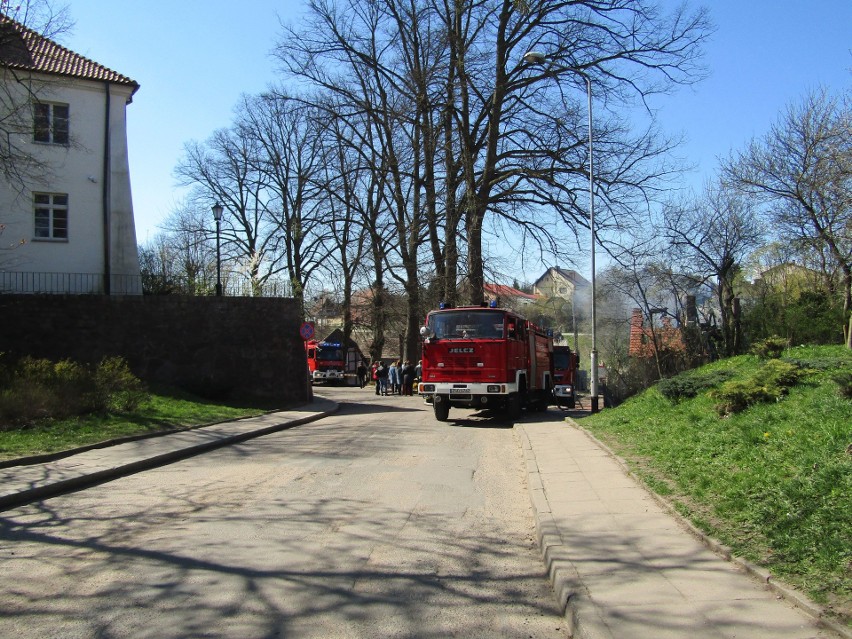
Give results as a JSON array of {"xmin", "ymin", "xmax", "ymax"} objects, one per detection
[{"xmin": 418, "ymin": 304, "xmax": 554, "ymax": 421}]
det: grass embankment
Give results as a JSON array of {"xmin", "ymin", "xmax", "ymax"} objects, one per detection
[
  {"xmin": 582, "ymin": 345, "xmax": 851, "ymax": 624},
  {"xmin": 0, "ymin": 386, "xmax": 268, "ymax": 461}
]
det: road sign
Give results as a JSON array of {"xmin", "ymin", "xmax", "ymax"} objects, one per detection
[{"xmin": 300, "ymin": 322, "xmax": 315, "ymax": 341}]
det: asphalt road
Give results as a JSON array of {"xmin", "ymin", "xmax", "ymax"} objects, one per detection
[{"xmin": 0, "ymin": 386, "xmax": 569, "ymax": 638}]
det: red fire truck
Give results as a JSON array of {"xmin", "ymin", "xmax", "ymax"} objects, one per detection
[
  {"xmin": 306, "ymin": 340, "xmax": 346, "ymax": 384},
  {"xmin": 417, "ymin": 303, "xmax": 554, "ymax": 421},
  {"xmin": 552, "ymin": 344, "xmax": 579, "ymax": 408}
]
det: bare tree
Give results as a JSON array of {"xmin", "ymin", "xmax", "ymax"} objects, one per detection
[
  {"xmin": 0, "ymin": 2, "xmax": 73, "ymax": 190},
  {"xmin": 276, "ymin": 0, "xmax": 711, "ymax": 312},
  {"xmin": 332, "ymin": 103, "xmax": 397, "ymax": 362},
  {"xmin": 139, "ymin": 200, "xmax": 216, "ymax": 295},
  {"xmin": 437, "ymin": 0, "xmax": 711, "ymax": 303},
  {"xmin": 314, "ymin": 103, "xmax": 371, "ymax": 348},
  {"xmin": 174, "ymin": 125, "xmax": 291, "ymax": 298},
  {"xmin": 723, "ymin": 88, "xmax": 852, "ymax": 347},
  {"xmin": 662, "ymin": 181, "xmax": 765, "ymax": 356},
  {"xmin": 236, "ymin": 90, "xmax": 330, "ymax": 311},
  {"xmin": 276, "ymin": 0, "xmax": 434, "ymax": 360}
]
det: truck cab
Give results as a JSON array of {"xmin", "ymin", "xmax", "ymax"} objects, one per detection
[
  {"xmin": 306, "ymin": 340, "xmax": 346, "ymax": 384},
  {"xmin": 418, "ymin": 304, "xmax": 553, "ymax": 421},
  {"xmin": 552, "ymin": 344, "xmax": 579, "ymax": 408}
]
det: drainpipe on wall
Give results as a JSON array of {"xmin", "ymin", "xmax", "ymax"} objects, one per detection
[{"xmin": 102, "ymin": 81, "xmax": 112, "ymax": 295}]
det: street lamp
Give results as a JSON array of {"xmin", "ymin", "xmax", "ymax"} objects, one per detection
[
  {"xmin": 523, "ymin": 50, "xmax": 599, "ymax": 412},
  {"xmin": 212, "ymin": 202, "xmax": 224, "ymax": 296}
]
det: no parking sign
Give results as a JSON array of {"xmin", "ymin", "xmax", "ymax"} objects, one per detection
[{"xmin": 300, "ymin": 322, "xmax": 315, "ymax": 341}]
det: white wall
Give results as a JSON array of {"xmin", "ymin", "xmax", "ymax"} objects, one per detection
[{"xmin": 0, "ymin": 75, "xmax": 140, "ymax": 294}]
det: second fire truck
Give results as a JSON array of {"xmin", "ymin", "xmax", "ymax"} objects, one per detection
[
  {"xmin": 306, "ymin": 340, "xmax": 346, "ymax": 384},
  {"xmin": 417, "ymin": 303, "xmax": 554, "ymax": 421},
  {"xmin": 552, "ymin": 343, "xmax": 579, "ymax": 408}
]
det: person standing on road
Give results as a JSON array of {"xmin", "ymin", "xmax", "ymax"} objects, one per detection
[
  {"xmin": 402, "ymin": 360, "xmax": 415, "ymax": 395},
  {"xmin": 372, "ymin": 361, "xmax": 380, "ymax": 395},
  {"xmin": 377, "ymin": 361, "xmax": 389, "ymax": 395},
  {"xmin": 388, "ymin": 360, "xmax": 400, "ymax": 395},
  {"xmin": 357, "ymin": 361, "xmax": 367, "ymax": 388}
]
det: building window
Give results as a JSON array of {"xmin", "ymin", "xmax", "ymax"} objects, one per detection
[
  {"xmin": 33, "ymin": 102, "xmax": 69, "ymax": 144},
  {"xmin": 34, "ymin": 193, "xmax": 68, "ymax": 239}
]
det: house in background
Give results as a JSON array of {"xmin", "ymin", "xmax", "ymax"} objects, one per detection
[
  {"xmin": 0, "ymin": 15, "xmax": 141, "ymax": 294},
  {"xmin": 484, "ymin": 282, "xmax": 538, "ymax": 309},
  {"xmin": 532, "ymin": 266, "xmax": 590, "ymax": 301}
]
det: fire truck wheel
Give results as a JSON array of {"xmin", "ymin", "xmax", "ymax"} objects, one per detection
[
  {"xmin": 434, "ymin": 396, "xmax": 450, "ymax": 421},
  {"xmin": 507, "ymin": 393, "xmax": 521, "ymax": 420},
  {"xmin": 555, "ymin": 395, "xmax": 575, "ymax": 410}
]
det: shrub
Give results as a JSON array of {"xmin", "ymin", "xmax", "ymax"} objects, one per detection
[
  {"xmin": 93, "ymin": 356, "xmax": 148, "ymax": 412},
  {"xmin": 0, "ymin": 357, "xmax": 95, "ymax": 421},
  {"xmin": 0, "ymin": 352, "xmax": 13, "ymax": 388},
  {"xmin": 830, "ymin": 369, "xmax": 852, "ymax": 399},
  {"xmin": 750, "ymin": 336, "xmax": 790, "ymax": 360},
  {"xmin": 16, "ymin": 356, "xmax": 56, "ymax": 383},
  {"xmin": 755, "ymin": 358, "xmax": 802, "ymax": 388},
  {"xmin": 0, "ymin": 355, "xmax": 148, "ymax": 426},
  {"xmin": 657, "ymin": 369, "xmax": 736, "ymax": 403},
  {"xmin": 711, "ymin": 379, "xmax": 774, "ymax": 415},
  {"xmin": 711, "ymin": 360, "xmax": 801, "ymax": 415},
  {"xmin": 52, "ymin": 359, "xmax": 100, "ymax": 414},
  {"xmin": 782, "ymin": 357, "xmax": 845, "ymax": 371},
  {"xmin": 0, "ymin": 384, "xmax": 57, "ymax": 425}
]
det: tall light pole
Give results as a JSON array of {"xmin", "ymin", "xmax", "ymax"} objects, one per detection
[
  {"xmin": 523, "ymin": 50, "xmax": 599, "ymax": 412},
  {"xmin": 212, "ymin": 203, "xmax": 224, "ymax": 297}
]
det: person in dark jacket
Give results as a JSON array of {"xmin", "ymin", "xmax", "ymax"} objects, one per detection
[
  {"xmin": 401, "ymin": 360, "xmax": 415, "ymax": 395},
  {"xmin": 376, "ymin": 361, "xmax": 389, "ymax": 395}
]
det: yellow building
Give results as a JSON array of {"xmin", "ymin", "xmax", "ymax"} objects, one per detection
[{"xmin": 532, "ymin": 267, "xmax": 590, "ymax": 301}]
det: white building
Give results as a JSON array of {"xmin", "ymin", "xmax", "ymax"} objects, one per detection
[{"xmin": 0, "ymin": 15, "xmax": 141, "ymax": 294}]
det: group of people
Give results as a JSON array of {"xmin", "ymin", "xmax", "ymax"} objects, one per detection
[{"xmin": 357, "ymin": 359, "xmax": 421, "ymax": 396}]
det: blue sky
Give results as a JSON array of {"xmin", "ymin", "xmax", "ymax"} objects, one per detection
[{"xmin": 64, "ymin": 0, "xmax": 851, "ymax": 259}]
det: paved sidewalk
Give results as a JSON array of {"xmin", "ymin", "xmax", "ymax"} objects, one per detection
[
  {"xmin": 516, "ymin": 420, "xmax": 847, "ymax": 639},
  {"xmin": 0, "ymin": 397, "xmax": 338, "ymax": 511}
]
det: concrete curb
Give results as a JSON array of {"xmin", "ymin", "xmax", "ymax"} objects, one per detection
[
  {"xmin": 0, "ymin": 399, "xmax": 339, "ymax": 512},
  {"xmin": 561, "ymin": 418, "xmax": 852, "ymax": 639},
  {"xmin": 0, "ymin": 406, "xmax": 299, "ymax": 470}
]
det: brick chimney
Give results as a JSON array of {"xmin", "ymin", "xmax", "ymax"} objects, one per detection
[{"xmin": 629, "ymin": 308, "xmax": 645, "ymax": 356}]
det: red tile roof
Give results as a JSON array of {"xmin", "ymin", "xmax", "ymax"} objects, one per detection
[
  {"xmin": 484, "ymin": 283, "xmax": 538, "ymax": 300},
  {"xmin": 0, "ymin": 15, "xmax": 138, "ymax": 93}
]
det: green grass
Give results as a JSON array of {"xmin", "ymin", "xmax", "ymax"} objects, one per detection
[
  {"xmin": 0, "ymin": 386, "xmax": 270, "ymax": 461},
  {"xmin": 581, "ymin": 345, "xmax": 852, "ymax": 624}
]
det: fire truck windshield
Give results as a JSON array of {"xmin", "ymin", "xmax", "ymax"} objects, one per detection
[
  {"xmin": 428, "ymin": 310, "xmax": 505, "ymax": 339},
  {"xmin": 317, "ymin": 345, "xmax": 344, "ymax": 361},
  {"xmin": 553, "ymin": 350, "xmax": 572, "ymax": 368}
]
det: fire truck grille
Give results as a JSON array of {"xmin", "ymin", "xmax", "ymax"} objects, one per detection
[
  {"xmin": 450, "ymin": 354, "xmax": 477, "ymax": 368},
  {"xmin": 431, "ymin": 355, "xmax": 485, "ymax": 380}
]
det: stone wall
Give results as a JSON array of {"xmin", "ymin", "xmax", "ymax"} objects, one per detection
[{"xmin": 0, "ymin": 295, "xmax": 309, "ymax": 405}]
